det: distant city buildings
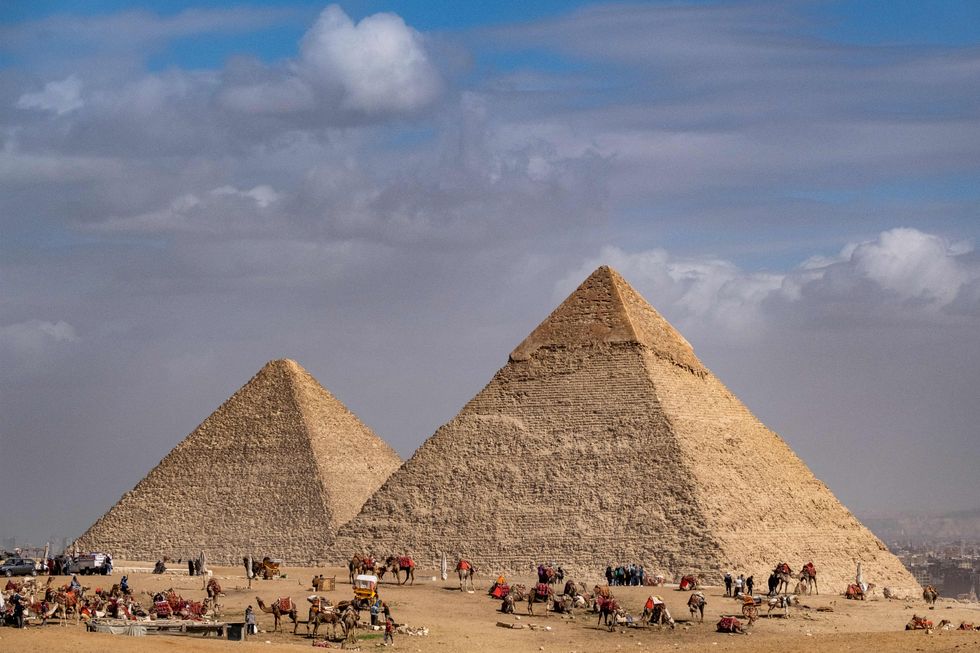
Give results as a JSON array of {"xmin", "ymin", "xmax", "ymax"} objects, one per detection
[{"xmin": 892, "ymin": 539, "xmax": 980, "ymax": 599}]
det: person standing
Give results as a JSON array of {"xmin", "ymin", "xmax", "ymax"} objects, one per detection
[
  {"xmin": 245, "ymin": 605, "xmax": 257, "ymax": 636},
  {"xmin": 724, "ymin": 572, "xmax": 733, "ymax": 597},
  {"xmin": 188, "ymin": 559, "xmax": 195, "ymax": 576},
  {"xmin": 734, "ymin": 574, "xmax": 744, "ymax": 597},
  {"xmin": 384, "ymin": 617, "xmax": 395, "ymax": 646},
  {"xmin": 12, "ymin": 591, "xmax": 25, "ymax": 629},
  {"xmin": 746, "ymin": 575, "xmax": 754, "ymax": 595}
]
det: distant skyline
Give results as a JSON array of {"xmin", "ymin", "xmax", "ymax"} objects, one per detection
[{"xmin": 1, "ymin": 1, "xmax": 979, "ymax": 545}]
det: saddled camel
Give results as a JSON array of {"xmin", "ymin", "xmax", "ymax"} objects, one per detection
[
  {"xmin": 687, "ymin": 591, "xmax": 707, "ymax": 623},
  {"xmin": 596, "ymin": 596, "xmax": 621, "ymax": 629},
  {"xmin": 255, "ymin": 596, "xmax": 298, "ymax": 633},
  {"xmin": 310, "ymin": 601, "xmax": 353, "ymax": 640},
  {"xmin": 456, "ymin": 560, "xmax": 476, "ymax": 592},
  {"xmin": 798, "ymin": 563, "xmax": 818, "ymax": 595},
  {"xmin": 348, "ymin": 555, "xmax": 380, "ymax": 584},
  {"xmin": 923, "ymin": 585, "xmax": 939, "ymax": 606},
  {"xmin": 772, "ymin": 563, "xmax": 793, "ymax": 595},
  {"xmin": 649, "ymin": 602, "xmax": 675, "ymax": 629},
  {"xmin": 527, "ymin": 584, "xmax": 553, "ymax": 615},
  {"xmin": 385, "ymin": 556, "xmax": 415, "ymax": 585}
]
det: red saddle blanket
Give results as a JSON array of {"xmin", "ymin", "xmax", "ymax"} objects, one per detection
[
  {"xmin": 398, "ymin": 557, "xmax": 413, "ymax": 568},
  {"xmin": 491, "ymin": 584, "xmax": 510, "ymax": 599},
  {"xmin": 717, "ymin": 616, "xmax": 742, "ymax": 632},
  {"xmin": 154, "ymin": 600, "xmax": 172, "ymax": 615},
  {"xmin": 277, "ymin": 597, "xmax": 293, "ymax": 612},
  {"xmin": 534, "ymin": 583, "xmax": 550, "ymax": 598}
]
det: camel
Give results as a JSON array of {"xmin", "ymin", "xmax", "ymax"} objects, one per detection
[
  {"xmin": 310, "ymin": 601, "xmax": 353, "ymax": 640},
  {"xmin": 687, "ymin": 591, "xmax": 707, "ymax": 623},
  {"xmin": 772, "ymin": 563, "xmax": 793, "ymax": 595},
  {"xmin": 340, "ymin": 604, "xmax": 360, "ymax": 644},
  {"xmin": 923, "ymin": 585, "xmax": 939, "ymax": 606},
  {"xmin": 596, "ymin": 595, "xmax": 621, "ymax": 629},
  {"xmin": 255, "ymin": 596, "xmax": 298, "ymax": 633},
  {"xmin": 348, "ymin": 554, "xmax": 382, "ymax": 583},
  {"xmin": 798, "ymin": 562, "xmax": 818, "ymax": 595},
  {"xmin": 906, "ymin": 614, "xmax": 933, "ymax": 630},
  {"xmin": 206, "ymin": 578, "xmax": 223, "ymax": 600},
  {"xmin": 385, "ymin": 556, "xmax": 415, "ymax": 585},
  {"xmin": 528, "ymin": 583, "xmax": 553, "ymax": 615},
  {"xmin": 456, "ymin": 560, "xmax": 476, "ymax": 592},
  {"xmin": 552, "ymin": 594, "xmax": 575, "ymax": 614},
  {"xmin": 766, "ymin": 594, "xmax": 798, "ymax": 618},
  {"xmin": 649, "ymin": 602, "xmax": 675, "ymax": 629},
  {"xmin": 844, "ymin": 583, "xmax": 875, "ymax": 600}
]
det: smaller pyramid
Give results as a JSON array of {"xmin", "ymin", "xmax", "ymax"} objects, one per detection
[{"xmin": 74, "ymin": 359, "xmax": 401, "ymax": 563}]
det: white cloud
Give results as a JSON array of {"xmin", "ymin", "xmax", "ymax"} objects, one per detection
[
  {"xmin": 210, "ymin": 185, "xmax": 280, "ymax": 208},
  {"xmin": 0, "ymin": 319, "xmax": 79, "ymax": 357},
  {"xmin": 16, "ymin": 75, "xmax": 84, "ymax": 115},
  {"xmin": 569, "ymin": 228, "xmax": 980, "ymax": 339},
  {"xmin": 298, "ymin": 4, "xmax": 441, "ymax": 114}
]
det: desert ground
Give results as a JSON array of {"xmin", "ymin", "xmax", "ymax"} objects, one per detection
[{"xmin": 4, "ymin": 562, "xmax": 980, "ymax": 653}]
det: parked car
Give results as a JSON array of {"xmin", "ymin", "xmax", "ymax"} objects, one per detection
[{"xmin": 1, "ymin": 557, "xmax": 39, "ymax": 577}]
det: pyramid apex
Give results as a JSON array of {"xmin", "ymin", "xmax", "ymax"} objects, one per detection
[{"xmin": 510, "ymin": 265, "xmax": 705, "ymax": 375}]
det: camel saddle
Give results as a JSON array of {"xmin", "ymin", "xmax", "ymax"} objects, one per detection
[
  {"xmin": 491, "ymin": 584, "xmax": 509, "ymax": 599},
  {"xmin": 458, "ymin": 560, "xmax": 471, "ymax": 571},
  {"xmin": 803, "ymin": 562, "xmax": 815, "ymax": 576},
  {"xmin": 717, "ymin": 616, "xmax": 742, "ymax": 633},
  {"xmin": 845, "ymin": 584, "xmax": 863, "ymax": 600},
  {"xmin": 398, "ymin": 557, "xmax": 413, "ymax": 568},
  {"xmin": 534, "ymin": 583, "xmax": 550, "ymax": 598},
  {"xmin": 154, "ymin": 600, "xmax": 172, "ymax": 616},
  {"xmin": 277, "ymin": 597, "xmax": 293, "ymax": 612}
]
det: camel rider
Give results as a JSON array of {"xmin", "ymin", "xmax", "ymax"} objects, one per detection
[{"xmin": 69, "ymin": 574, "xmax": 81, "ymax": 592}]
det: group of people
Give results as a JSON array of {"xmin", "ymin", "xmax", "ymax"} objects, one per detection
[
  {"xmin": 723, "ymin": 572, "xmax": 755, "ymax": 597},
  {"xmin": 605, "ymin": 563, "xmax": 646, "ymax": 586}
]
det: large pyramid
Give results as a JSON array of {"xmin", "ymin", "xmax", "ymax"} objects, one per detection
[
  {"xmin": 74, "ymin": 359, "xmax": 402, "ymax": 563},
  {"xmin": 334, "ymin": 266, "xmax": 918, "ymax": 592}
]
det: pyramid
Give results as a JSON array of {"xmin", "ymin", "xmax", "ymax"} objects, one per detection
[
  {"xmin": 74, "ymin": 359, "xmax": 402, "ymax": 563},
  {"xmin": 334, "ymin": 267, "xmax": 919, "ymax": 592}
]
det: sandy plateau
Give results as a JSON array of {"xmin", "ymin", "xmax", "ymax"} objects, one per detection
[{"xmin": 4, "ymin": 563, "xmax": 979, "ymax": 653}]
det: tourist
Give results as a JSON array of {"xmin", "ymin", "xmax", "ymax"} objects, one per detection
[
  {"xmin": 384, "ymin": 617, "xmax": 395, "ymax": 646},
  {"xmin": 734, "ymin": 574, "xmax": 744, "ymax": 597},
  {"xmin": 12, "ymin": 591, "xmax": 25, "ymax": 629},
  {"xmin": 746, "ymin": 575, "xmax": 754, "ymax": 595},
  {"xmin": 245, "ymin": 605, "xmax": 257, "ymax": 635},
  {"xmin": 370, "ymin": 597, "xmax": 382, "ymax": 626},
  {"xmin": 104, "ymin": 552, "xmax": 113, "ymax": 575},
  {"xmin": 724, "ymin": 572, "xmax": 733, "ymax": 596},
  {"xmin": 605, "ymin": 565, "xmax": 613, "ymax": 586}
]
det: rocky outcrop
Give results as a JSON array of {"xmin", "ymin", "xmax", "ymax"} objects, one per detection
[
  {"xmin": 333, "ymin": 266, "xmax": 919, "ymax": 593},
  {"xmin": 73, "ymin": 359, "xmax": 401, "ymax": 563}
]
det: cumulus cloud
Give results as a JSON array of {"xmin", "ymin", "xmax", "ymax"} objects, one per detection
[
  {"xmin": 16, "ymin": 75, "xmax": 84, "ymax": 115},
  {"xmin": 298, "ymin": 5, "xmax": 441, "ymax": 114},
  {"xmin": 218, "ymin": 4, "xmax": 442, "ymax": 120},
  {"xmin": 568, "ymin": 228, "xmax": 980, "ymax": 338}
]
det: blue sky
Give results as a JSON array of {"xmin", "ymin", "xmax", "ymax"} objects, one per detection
[{"xmin": 1, "ymin": 1, "xmax": 979, "ymax": 546}]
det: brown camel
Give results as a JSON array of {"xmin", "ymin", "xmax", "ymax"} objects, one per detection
[
  {"xmin": 923, "ymin": 585, "xmax": 939, "ymax": 605},
  {"xmin": 310, "ymin": 601, "xmax": 352, "ymax": 640},
  {"xmin": 687, "ymin": 591, "xmax": 706, "ymax": 623},
  {"xmin": 255, "ymin": 596, "xmax": 298, "ymax": 633},
  {"xmin": 527, "ymin": 583, "xmax": 553, "ymax": 615},
  {"xmin": 798, "ymin": 563, "xmax": 818, "ymax": 595},
  {"xmin": 385, "ymin": 556, "xmax": 415, "ymax": 585},
  {"xmin": 456, "ymin": 560, "xmax": 476, "ymax": 592}
]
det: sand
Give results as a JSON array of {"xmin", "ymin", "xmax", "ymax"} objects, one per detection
[{"xmin": 4, "ymin": 562, "xmax": 979, "ymax": 652}]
